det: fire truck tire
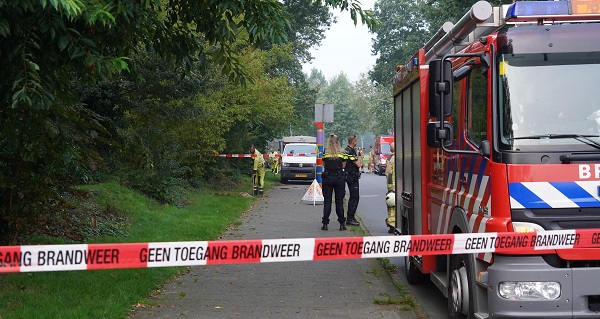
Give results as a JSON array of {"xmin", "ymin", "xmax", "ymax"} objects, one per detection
[
  {"xmin": 402, "ymin": 217, "xmax": 427, "ymax": 284},
  {"xmin": 404, "ymin": 256, "xmax": 426, "ymax": 284},
  {"xmin": 280, "ymin": 177, "xmax": 288, "ymax": 184},
  {"xmin": 448, "ymin": 254, "xmax": 474, "ymax": 319}
]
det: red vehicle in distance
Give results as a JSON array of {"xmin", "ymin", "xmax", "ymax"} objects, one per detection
[{"xmin": 374, "ymin": 135, "xmax": 394, "ymax": 175}]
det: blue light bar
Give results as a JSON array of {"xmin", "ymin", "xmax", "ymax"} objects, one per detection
[
  {"xmin": 412, "ymin": 57, "xmax": 419, "ymax": 67},
  {"xmin": 505, "ymin": 1, "xmax": 569, "ymax": 20}
]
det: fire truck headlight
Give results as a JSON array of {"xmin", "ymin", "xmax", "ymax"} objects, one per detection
[
  {"xmin": 499, "ymin": 282, "xmax": 561, "ymax": 300},
  {"xmin": 511, "ymin": 222, "xmax": 544, "ymax": 233},
  {"xmin": 283, "ymin": 162, "xmax": 290, "ymax": 167}
]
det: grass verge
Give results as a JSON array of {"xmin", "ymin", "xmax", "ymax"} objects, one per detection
[
  {"xmin": 374, "ymin": 258, "xmax": 421, "ymax": 312},
  {"xmin": 0, "ymin": 174, "xmax": 277, "ymax": 319}
]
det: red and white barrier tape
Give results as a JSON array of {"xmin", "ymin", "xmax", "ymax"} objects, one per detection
[
  {"xmin": 2, "ymin": 229, "xmax": 600, "ymax": 273},
  {"xmin": 215, "ymin": 153, "xmax": 317, "ymax": 158}
]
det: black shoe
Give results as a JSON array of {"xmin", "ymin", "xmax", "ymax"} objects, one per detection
[
  {"xmin": 321, "ymin": 224, "xmax": 328, "ymax": 231},
  {"xmin": 339, "ymin": 223, "xmax": 346, "ymax": 231},
  {"xmin": 346, "ymin": 219, "xmax": 360, "ymax": 226},
  {"xmin": 388, "ymin": 227, "xmax": 395, "ymax": 234}
]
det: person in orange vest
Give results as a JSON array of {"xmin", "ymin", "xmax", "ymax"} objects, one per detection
[{"xmin": 249, "ymin": 144, "xmax": 265, "ymax": 196}]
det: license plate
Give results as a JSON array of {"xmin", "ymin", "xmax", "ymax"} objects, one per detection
[{"xmin": 295, "ymin": 174, "xmax": 307, "ymax": 178}]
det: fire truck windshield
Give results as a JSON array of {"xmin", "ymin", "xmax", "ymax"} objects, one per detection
[
  {"xmin": 498, "ymin": 52, "xmax": 600, "ymax": 151},
  {"xmin": 380, "ymin": 143, "xmax": 391, "ymax": 154}
]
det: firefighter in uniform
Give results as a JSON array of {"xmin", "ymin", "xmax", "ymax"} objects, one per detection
[
  {"xmin": 368, "ymin": 145, "xmax": 376, "ymax": 173},
  {"xmin": 321, "ymin": 134, "xmax": 348, "ymax": 231},
  {"xmin": 385, "ymin": 142, "xmax": 396, "ymax": 233},
  {"xmin": 269, "ymin": 148, "xmax": 280, "ymax": 175},
  {"xmin": 249, "ymin": 144, "xmax": 265, "ymax": 196},
  {"xmin": 345, "ymin": 134, "xmax": 361, "ymax": 226}
]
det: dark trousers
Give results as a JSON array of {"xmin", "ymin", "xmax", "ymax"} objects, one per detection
[
  {"xmin": 322, "ymin": 174, "xmax": 346, "ymax": 225},
  {"xmin": 346, "ymin": 176, "xmax": 360, "ymax": 220}
]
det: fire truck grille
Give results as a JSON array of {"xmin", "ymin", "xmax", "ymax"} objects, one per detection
[
  {"xmin": 515, "ymin": 208, "xmax": 600, "ymax": 231},
  {"xmin": 530, "ymin": 208, "xmax": 600, "ymax": 216},
  {"xmin": 557, "ymin": 220, "xmax": 600, "ymax": 229}
]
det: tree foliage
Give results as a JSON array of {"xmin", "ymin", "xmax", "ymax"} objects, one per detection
[
  {"xmin": 283, "ymin": 0, "xmax": 333, "ymax": 64},
  {"xmin": 273, "ymin": 0, "xmax": 377, "ymax": 137},
  {"xmin": 317, "ymin": 73, "xmax": 363, "ymax": 140},
  {"xmin": 0, "ymin": 0, "xmax": 378, "ymax": 243},
  {"xmin": 352, "ymin": 75, "xmax": 393, "ymax": 135},
  {"xmin": 370, "ymin": 0, "xmax": 427, "ymax": 86},
  {"xmin": 370, "ymin": 0, "xmax": 513, "ymax": 86}
]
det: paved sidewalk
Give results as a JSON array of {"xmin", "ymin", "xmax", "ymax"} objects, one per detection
[{"xmin": 131, "ymin": 183, "xmax": 421, "ymax": 319}]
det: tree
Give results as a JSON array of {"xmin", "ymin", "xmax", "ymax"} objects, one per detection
[
  {"xmin": 370, "ymin": 0, "xmax": 515, "ymax": 87},
  {"xmin": 0, "ymin": 0, "xmax": 378, "ymax": 243},
  {"xmin": 267, "ymin": 1, "xmax": 335, "ymax": 138},
  {"xmin": 420, "ymin": 0, "xmax": 513, "ymax": 36},
  {"xmin": 317, "ymin": 73, "xmax": 362, "ymax": 140},
  {"xmin": 370, "ymin": 0, "xmax": 429, "ymax": 86},
  {"xmin": 283, "ymin": 0, "xmax": 334, "ymax": 64},
  {"xmin": 307, "ymin": 68, "xmax": 328, "ymax": 90},
  {"xmin": 351, "ymin": 74, "xmax": 393, "ymax": 135}
]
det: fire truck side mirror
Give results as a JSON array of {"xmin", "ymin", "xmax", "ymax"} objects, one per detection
[
  {"xmin": 479, "ymin": 140, "xmax": 491, "ymax": 157},
  {"xmin": 426, "ymin": 121, "xmax": 454, "ymax": 148},
  {"xmin": 428, "ymin": 59, "xmax": 453, "ymax": 118}
]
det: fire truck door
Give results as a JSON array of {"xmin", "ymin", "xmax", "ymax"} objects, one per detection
[{"xmin": 457, "ymin": 66, "xmax": 490, "ymax": 225}]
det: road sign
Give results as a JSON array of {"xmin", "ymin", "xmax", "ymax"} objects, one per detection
[{"xmin": 315, "ymin": 104, "xmax": 334, "ymax": 123}]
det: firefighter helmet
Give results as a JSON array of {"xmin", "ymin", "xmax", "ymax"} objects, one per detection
[{"xmin": 385, "ymin": 192, "xmax": 395, "ymax": 207}]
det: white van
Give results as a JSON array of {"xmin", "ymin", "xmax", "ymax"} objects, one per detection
[{"xmin": 280, "ymin": 143, "xmax": 317, "ymax": 183}]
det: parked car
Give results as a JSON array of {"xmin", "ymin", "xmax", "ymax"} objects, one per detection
[{"xmin": 280, "ymin": 143, "xmax": 317, "ymax": 183}]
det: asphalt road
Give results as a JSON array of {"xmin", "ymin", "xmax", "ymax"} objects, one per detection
[{"xmin": 356, "ymin": 172, "xmax": 447, "ymax": 319}]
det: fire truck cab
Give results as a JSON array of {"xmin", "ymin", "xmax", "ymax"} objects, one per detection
[
  {"xmin": 393, "ymin": 1, "xmax": 600, "ymax": 318},
  {"xmin": 374, "ymin": 135, "xmax": 394, "ymax": 175}
]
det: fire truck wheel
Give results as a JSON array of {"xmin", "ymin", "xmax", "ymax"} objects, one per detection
[
  {"xmin": 404, "ymin": 256, "xmax": 426, "ymax": 284},
  {"xmin": 448, "ymin": 254, "xmax": 474, "ymax": 319},
  {"xmin": 402, "ymin": 218, "xmax": 427, "ymax": 284}
]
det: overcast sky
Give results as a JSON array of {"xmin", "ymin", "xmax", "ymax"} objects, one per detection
[{"xmin": 301, "ymin": 0, "xmax": 378, "ymax": 83}]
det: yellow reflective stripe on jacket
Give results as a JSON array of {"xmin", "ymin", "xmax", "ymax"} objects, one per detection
[
  {"xmin": 346, "ymin": 153, "xmax": 358, "ymax": 161},
  {"xmin": 322, "ymin": 153, "xmax": 346, "ymax": 160}
]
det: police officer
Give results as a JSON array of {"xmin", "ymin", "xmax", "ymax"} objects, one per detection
[
  {"xmin": 345, "ymin": 134, "xmax": 361, "ymax": 226},
  {"xmin": 249, "ymin": 144, "xmax": 265, "ymax": 196},
  {"xmin": 321, "ymin": 134, "xmax": 348, "ymax": 231},
  {"xmin": 385, "ymin": 142, "xmax": 396, "ymax": 233}
]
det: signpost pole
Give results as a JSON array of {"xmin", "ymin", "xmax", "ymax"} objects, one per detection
[{"xmin": 314, "ymin": 121, "xmax": 324, "ymax": 184}]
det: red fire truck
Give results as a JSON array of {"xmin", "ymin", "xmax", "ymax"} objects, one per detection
[
  {"xmin": 374, "ymin": 135, "xmax": 394, "ymax": 175},
  {"xmin": 392, "ymin": 1, "xmax": 600, "ymax": 318}
]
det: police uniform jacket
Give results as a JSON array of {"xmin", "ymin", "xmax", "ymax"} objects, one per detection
[
  {"xmin": 322, "ymin": 152, "xmax": 347, "ymax": 178},
  {"xmin": 344, "ymin": 145, "xmax": 359, "ymax": 176}
]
